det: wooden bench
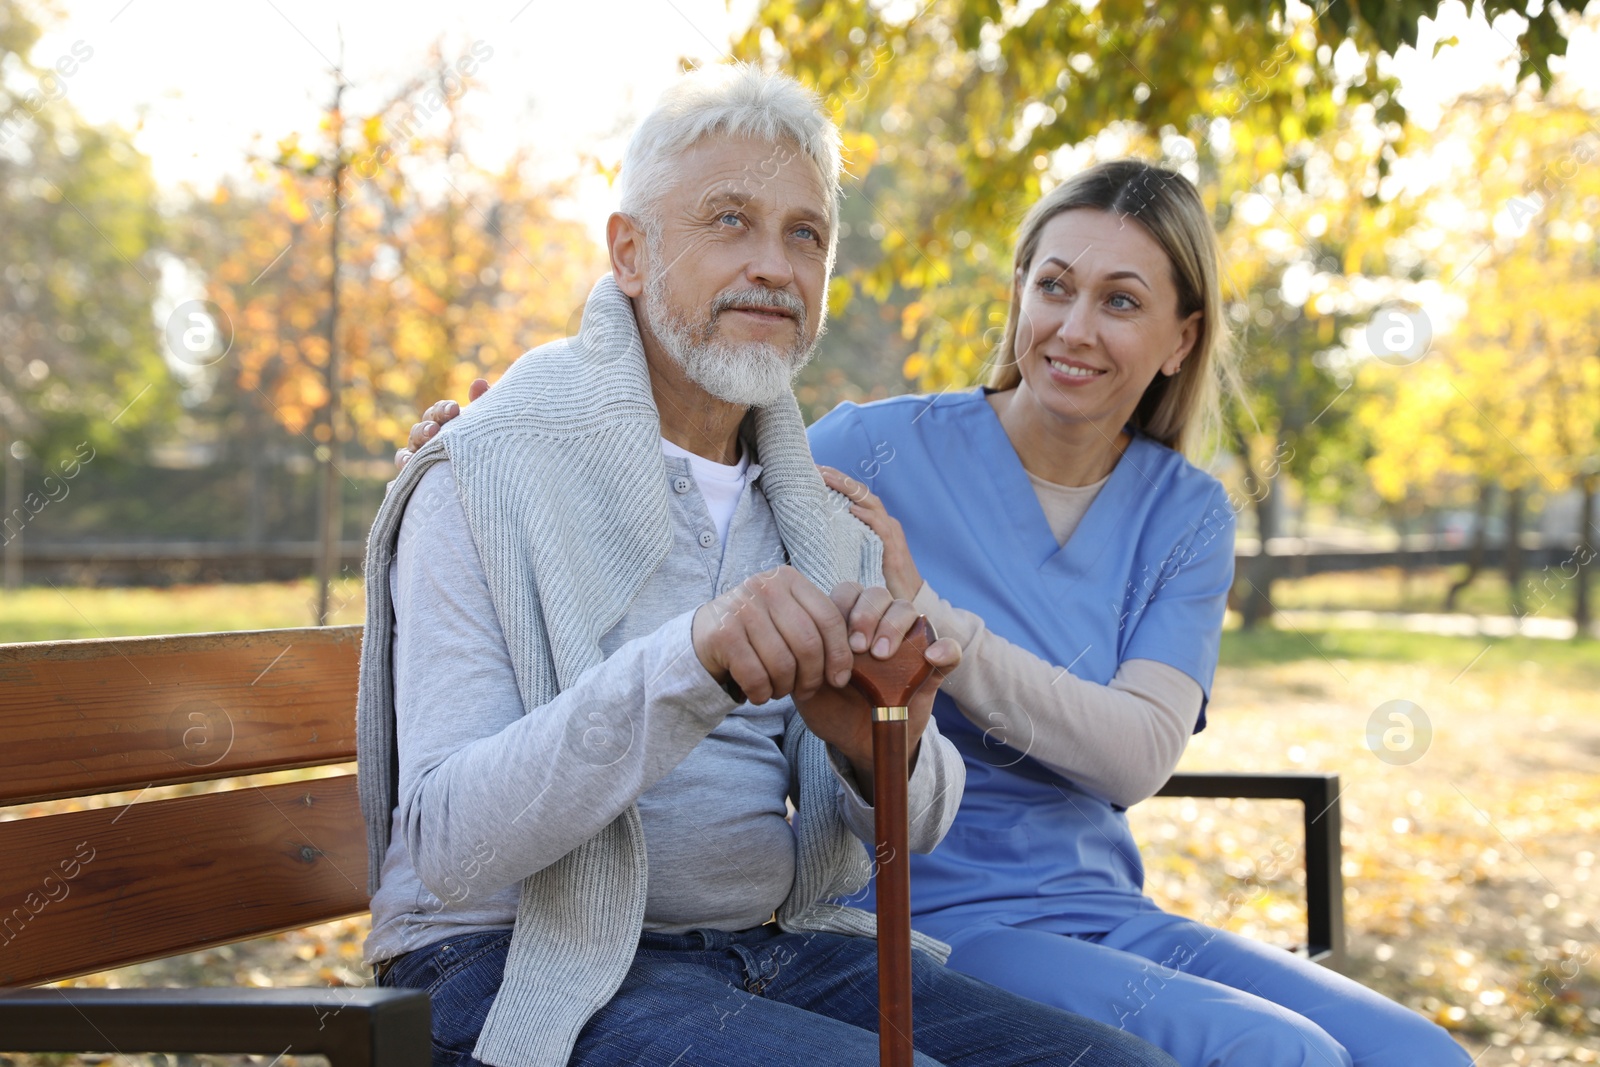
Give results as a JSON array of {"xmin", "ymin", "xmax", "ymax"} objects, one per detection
[
  {"xmin": 0, "ymin": 626, "xmax": 1342, "ymax": 1059},
  {"xmin": 0, "ymin": 627, "xmax": 429, "ymax": 1064}
]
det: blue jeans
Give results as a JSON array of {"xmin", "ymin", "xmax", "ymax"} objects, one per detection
[
  {"xmin": 942, "ymin": 913, "xmax": 1471, "ymax": 1066},
  {"xmin": 380, "ymin": 925, "xmax": 1176, "ymax": 1067}
]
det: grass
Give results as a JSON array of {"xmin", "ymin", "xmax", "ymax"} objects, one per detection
[
  {"xmin": 1, "ymin": 567, "xmax": 1585, "ymax": 639},
  {"xmin": 0, "ymin": 578, "xmax": 366, "ymax": 643},
  {"xmin": 1219, "ymin": 620, "xmax": 1600, "ymax": 686},
  {"xmin": 1265, "ymin": 565, "xmax": 1585, "ymax": 619},
  {"xmin": 5, "ymin": 576, "xmax": 1594, "ymax": 688}
]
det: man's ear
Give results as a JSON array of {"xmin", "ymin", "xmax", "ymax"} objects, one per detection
[{"xmin": 608, "ymin": 212, "xmax": 647, "ymax": 298}]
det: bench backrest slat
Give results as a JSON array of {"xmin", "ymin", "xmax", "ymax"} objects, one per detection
[
  {"xmin": 0, "ymin": 626, "xmax": 362, "ymax": 806},
  {"xmin": 1, "ymin": 627, "xmax": 373, "ymax": 985},
  {"xmin": 0, "ymin": 774, "xmax": 368, "ymax": 985}
]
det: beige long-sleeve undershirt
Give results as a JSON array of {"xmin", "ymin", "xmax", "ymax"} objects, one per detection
[{"xmin": 911, "ymin": 468, "xmax": 1204, "ymax": 808}]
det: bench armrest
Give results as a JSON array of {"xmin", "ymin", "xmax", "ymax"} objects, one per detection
[
  {"xmin": 0, "ymin": 987, "xmax": 431, "ymax": 1066},
  {"xmin": 1154, "ymin": 771, "xmax": 1345, "ymax": 971}
]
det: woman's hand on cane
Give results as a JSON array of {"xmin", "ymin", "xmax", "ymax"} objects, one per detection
[{"xmin": 790, "ymin": 581, "xmax": 957, "ymax": 795}]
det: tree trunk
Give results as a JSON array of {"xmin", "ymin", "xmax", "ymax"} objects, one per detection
[
  {"xmin": 1446, "ymin": 480, "xmax": 1493, "ymax": 611},
  {"xmin": 1575, "ymin": 473, "xmax": 1596, "ymax": 637},
  {"xmin": 244, "ymin": 391, "xmax": 266, "ymax": 582},
  {"xmin": 3, "ymin": 439, "xmax": 20, "ymax": 590},
  {"xmin": 1234, "ymin": 427, "xmax": 1278, "ymax": 631},
  {"xmin": 1391, "ymin": 507, "xmax": 1412, "ymax": 608},
  {"xmin": 1504, "ymin": 486, "xmax": 1525, "ymax": 617},
  {"xmin": 314, "ymin": 80, "xmax": 347, "ymax": 627}
]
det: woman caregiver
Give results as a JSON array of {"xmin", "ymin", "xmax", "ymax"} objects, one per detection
[
  {"xmin": 806, "ymin": 160, "xmax": 1469, "ymax": 1067},
  {"xmin": 399, "ymin": 159, "xmax": 1469, "ymax": 1067}
]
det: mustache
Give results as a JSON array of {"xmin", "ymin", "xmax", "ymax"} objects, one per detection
[{"xmin": 710, "ymin": 287, "xmax": 807, "ymax": 325}]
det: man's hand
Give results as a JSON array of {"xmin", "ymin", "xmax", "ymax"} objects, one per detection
[
  {"xmin": 396, "ymin": 377, "xmax": 489, "ymax": 469},
  {"xmin": 691, "ymin": 566, "xmax": 858, "ymax": 706},
  {"xmin": 691, "ymin": 569, "xmax": 960, "ymax": 793}
]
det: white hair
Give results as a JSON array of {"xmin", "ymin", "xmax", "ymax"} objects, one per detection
[{"xmin": 618, "ymin": 63, "xmax": 843, "ymax": 262}]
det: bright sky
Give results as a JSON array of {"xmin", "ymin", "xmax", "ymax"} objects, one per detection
[
  {"xmin": 21, "ymin": 0, "xmax": 759, "ymax": 232},
  {"xmin": 18, "ymin": 0, "xmax": 1600, "ymax": 243}
]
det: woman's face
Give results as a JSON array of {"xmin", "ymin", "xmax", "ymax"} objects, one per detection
[{"xmin": 1010, "ymin": 208, "xmax": 1201, "ymax": 436}]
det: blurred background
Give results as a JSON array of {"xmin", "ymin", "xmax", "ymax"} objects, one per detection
[
  {"xmin": 2, "ymin": 0, "xmax": 1599, "ymax": 637},
  {"xmin": 1, "ymin": 1, "xmax": 1597, "ymax": 1063}
]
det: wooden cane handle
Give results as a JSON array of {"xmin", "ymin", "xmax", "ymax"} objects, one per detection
[{"xmin": 848, "ymin": 616, "xmax": 936, "ymax": 708}]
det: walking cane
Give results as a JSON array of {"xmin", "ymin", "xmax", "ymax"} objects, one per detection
[{"xmin": 849, "ymin": 615, "xmax": 935, "ymax": 1067}]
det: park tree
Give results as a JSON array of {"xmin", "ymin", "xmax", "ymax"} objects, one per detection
[
  {"xmin": 732, "ymin": 0, "xmax": 1581, "ymax": 624},
  {"xmin": 732, "ymin": 0, "xmax": 1574, "ymax": 390},
  {"xmin": 1357, "ymin": 86, "xmax": 1600, "ymax": 628},
  {"xmin": 1207, "ymin": 98, "xmax": 1438, "ymax": 623},
  {"xmin": 0, "ymin": 0, "xmax": 176, "ymax": 583},
  {"xmin": 176, "ymin": 43, "xmax": 601, "ymax": 620}
]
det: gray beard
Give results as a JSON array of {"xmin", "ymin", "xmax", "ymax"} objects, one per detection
[{"xmin": 642, "ymin": 272, "xmax": 822, "ymax": 408}]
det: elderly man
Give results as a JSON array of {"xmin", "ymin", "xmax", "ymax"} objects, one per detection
[{"xmin": 361, "ymin": 64, "xmax": 1175, "ymax": 1067}]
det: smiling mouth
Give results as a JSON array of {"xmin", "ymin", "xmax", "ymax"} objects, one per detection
[{"xmin": 1047, "ymin": 356, "xmax": 1105, "ymax": 378}]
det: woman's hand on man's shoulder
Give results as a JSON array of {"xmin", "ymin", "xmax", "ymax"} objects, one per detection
[{"xmin": 396, "ymin": 377, "xmax": 490, "ymax": 469}]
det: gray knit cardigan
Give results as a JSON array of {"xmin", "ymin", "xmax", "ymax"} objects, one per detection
[{"xmin": 357, "ymin": 274, "xmax": 948, "ymax": 1067}]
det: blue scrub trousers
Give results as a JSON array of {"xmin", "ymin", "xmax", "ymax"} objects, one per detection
[{"xmin": 941, "ymin": 911, "xmax": 1471, "ymax": 1067}]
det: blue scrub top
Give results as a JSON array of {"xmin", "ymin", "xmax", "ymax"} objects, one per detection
[{"xmin": 808, "ymin": 388, "xmax": 1236, "ymax": 937}]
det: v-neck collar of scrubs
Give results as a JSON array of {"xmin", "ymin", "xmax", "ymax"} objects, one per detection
[{"xmin": 959, "ymin": 387, "xmax": 1159, "ymax": 583}]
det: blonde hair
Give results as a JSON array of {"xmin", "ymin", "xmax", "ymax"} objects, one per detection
[{"xmin": 987, "ymin": 160, "xmax": 1238, "ymax": 457}]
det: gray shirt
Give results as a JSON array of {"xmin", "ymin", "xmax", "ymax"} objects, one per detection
[{"xmin": 366, "ymin": 453, "xmax": 961, "ymax": 961}]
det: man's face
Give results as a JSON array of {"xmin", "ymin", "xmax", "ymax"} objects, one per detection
[{"xmin": 637, "ymin": 135, "xmax": 833, "ymax": 407}]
